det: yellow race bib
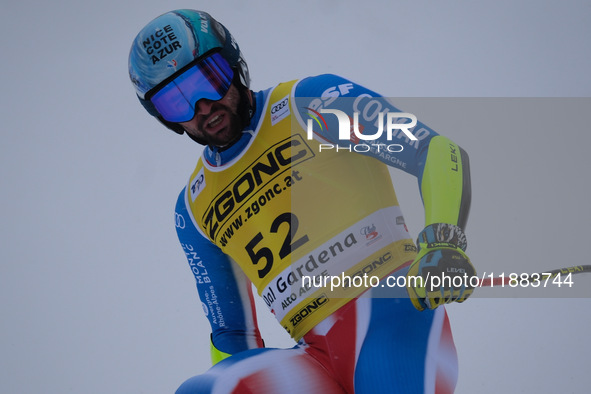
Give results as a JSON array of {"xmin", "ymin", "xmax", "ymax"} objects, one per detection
[{"xmin": 186, "ymin": 80, "xmax": 416, "ymax": 339}]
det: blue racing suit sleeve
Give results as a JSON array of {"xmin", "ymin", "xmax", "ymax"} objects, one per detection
[
  {"xmin": 295, "ymin": 74, "xmax": 471, "ymax": 228},
  {"xmin": 174, "ymin": 187, "xmax": 264, "ymax": 357}
]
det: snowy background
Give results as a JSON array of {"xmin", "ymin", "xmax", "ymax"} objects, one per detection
[{"xmin": 2, "ymin": 0, "xmax": 590, "ymax": 393}]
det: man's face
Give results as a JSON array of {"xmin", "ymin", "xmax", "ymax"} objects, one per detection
[{"xmin": 179, "ymin": 83, "xmax": 243, "ymax": 147}]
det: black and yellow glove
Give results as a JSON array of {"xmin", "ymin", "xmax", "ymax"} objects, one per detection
[{"xmin": 406, "ymin": 223, "xmax": 476, "ymax": 311}]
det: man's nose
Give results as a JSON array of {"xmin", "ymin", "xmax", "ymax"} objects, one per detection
[{"xmin": 195, "ymin": 99, "xmax": 214, "ymax": 115}]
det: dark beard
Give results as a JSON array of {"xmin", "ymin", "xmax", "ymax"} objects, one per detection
[{"xmin": 195, "ymin": 102, "xmax": 243, "ymax": 147}]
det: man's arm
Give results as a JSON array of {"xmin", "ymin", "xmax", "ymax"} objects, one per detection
[
  {"xmin": 174, "ymin": 188, "xmax": 264, "ymax": 364},
  {"xmin": 407, "ymin": 135, "xmax": 475, "ymax": 310},
  {"xmin": 418, "ymin": 135, "xmax": 471, "ymax": 229},
  {"xmin": 294, "ymin": 74, "xmax": 475, "ymax": 309}
]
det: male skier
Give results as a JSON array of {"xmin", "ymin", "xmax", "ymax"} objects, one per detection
[{"xmin": 129, "ymin": 9, "xmax": 475, "ymax": 393}]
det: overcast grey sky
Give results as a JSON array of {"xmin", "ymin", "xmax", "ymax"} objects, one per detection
[{"xmin": 1, "ymin": 1, "xmax": 590, "ymax": 393}]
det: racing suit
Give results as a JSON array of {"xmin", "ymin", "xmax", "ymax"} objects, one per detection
[{"xmin": 174, "ymin": 74, "xmax": 470, "ymax": 393}]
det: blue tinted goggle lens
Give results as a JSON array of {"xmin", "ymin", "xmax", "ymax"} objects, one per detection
[{"xmin": 150, "ymin": 52, "xmax": 234, "ymax": 123}]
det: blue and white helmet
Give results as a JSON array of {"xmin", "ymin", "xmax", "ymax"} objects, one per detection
[{"xmin": 128, "ymin": 10, "xmax": 250, "ymax": 134}]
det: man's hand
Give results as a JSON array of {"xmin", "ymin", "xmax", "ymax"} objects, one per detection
[{"xmin": 406, "ymin": 224, "xmax": 476, "ymax": 311}]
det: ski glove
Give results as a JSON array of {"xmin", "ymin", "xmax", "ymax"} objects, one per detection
[{"xmin": 406, "ymin": 223, "xmax": 476, "ymax": 311}]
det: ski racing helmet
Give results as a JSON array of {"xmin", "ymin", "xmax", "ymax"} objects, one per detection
[{"xmin": 128, "ymin": 10, "xmax": 251, "ymax": 143}]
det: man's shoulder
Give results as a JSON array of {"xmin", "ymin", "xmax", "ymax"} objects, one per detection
[
  {"xmin": 175, "ymin": 185, "xmax": 188, "ymax": 213},
  {"xmin": 255, "ymin": 74, "xmax": 356, "ymax": 98},
  {"xmin": 293, "ymin": 73, "xmax": 356, "ymax": 97}
]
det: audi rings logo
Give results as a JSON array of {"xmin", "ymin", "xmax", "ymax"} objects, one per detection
[
  {"xmin": 271, "ymin": 98, "xmax": 288, "ymax": 114},
  {"xmin": 175, "ymin": 213, "xmax": 186, "ymax": 229},
  {"xmin": 271, "ymin": 94, "xmax": 290, "ymax": 125}
]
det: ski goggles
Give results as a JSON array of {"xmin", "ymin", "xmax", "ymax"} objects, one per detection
[{"xmin": 147, "ymin": 51, "xmax": 234, "ymax": 123}]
